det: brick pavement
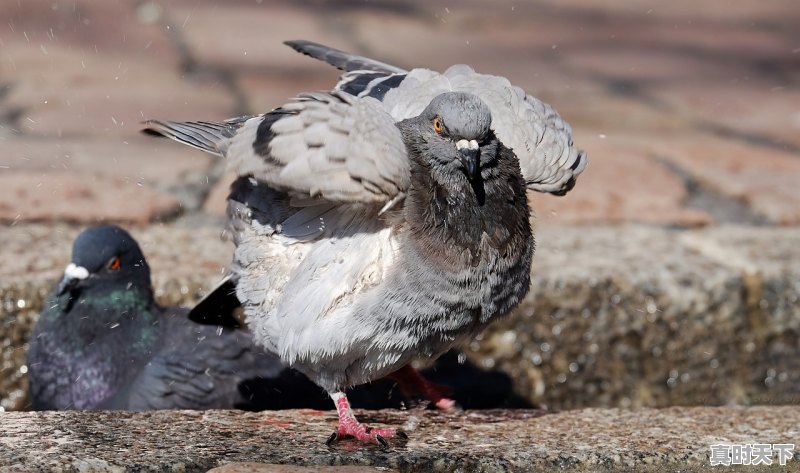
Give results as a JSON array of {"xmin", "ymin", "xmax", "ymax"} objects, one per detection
[
  {"xmin": 1, "ymin": 0, "xmax": 797, "ymax": 225},
  {"xmin": 1, "ymin": 0, "xmax": 799, "ymax": 413}
]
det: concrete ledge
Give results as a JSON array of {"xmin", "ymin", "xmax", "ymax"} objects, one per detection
[
  {"xmin": 3, "ymin": 223, "xmax": 800, "ymax": 411},
  {"xmin": 1, "ymin": 407, "xmax": 798, "ymax": 472}
]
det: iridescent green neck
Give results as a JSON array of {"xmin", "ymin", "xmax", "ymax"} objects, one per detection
[{"xmin": 82, "ymin": 287, "xmax": 155, "ymax": 315}]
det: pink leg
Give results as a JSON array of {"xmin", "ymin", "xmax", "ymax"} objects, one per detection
[
  {"xmin": 387, "ymin": 365, "xmax": 457, "ymax": 412},
  {"xmin": 327, "ymin": 392, "xmax": 407, "ymax": 447}
]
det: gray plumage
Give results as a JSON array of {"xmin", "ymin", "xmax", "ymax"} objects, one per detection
[
  {"xmin": 289, "ymin": 39, "xmax": 587, "ymax": 196},
  {"xmin": 143, "ymin": 40, "xmax": 585, "ymax": 441}
]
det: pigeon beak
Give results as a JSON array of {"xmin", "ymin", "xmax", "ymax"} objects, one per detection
[
  {"xmin": 456, "ymin": 139, "xmax": 481, "ymax": 181},
  {"xmin": 56, "ymin": 263, "xmax": 89, "ymax": 296}
]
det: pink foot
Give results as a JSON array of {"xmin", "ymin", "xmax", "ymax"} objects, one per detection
[
  {"xmin": 387, "ymin": 365, "xmax": 458, "ymax": 413},
  {"xmin": 327, "ymin": 392, "xmax": 407, "ymax": 447}
]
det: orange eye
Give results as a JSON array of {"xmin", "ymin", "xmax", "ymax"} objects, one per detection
[
  {"xmin": 433, "ymin": 117, "xmax": 443, "ymax": 134},
  {"xmin": 108, "ymin": 257, "xmax": 121, "ymax": 271}
]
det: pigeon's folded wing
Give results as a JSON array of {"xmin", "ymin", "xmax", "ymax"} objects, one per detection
[
  {"xmin": 231, "ymin": 91, "xmax": 410, "ymax": 203},
  {"xmin": 126, "ymin": 315, "xmax": 282, "ymax": 410},
  {"xmin": 145, "ymin": 91, "xmax": 410, "ymax": 205}
]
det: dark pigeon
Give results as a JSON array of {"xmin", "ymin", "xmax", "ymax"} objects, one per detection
[{"xmin": 25, "ymin": 225, "xmax": 332, "ymax": 411}]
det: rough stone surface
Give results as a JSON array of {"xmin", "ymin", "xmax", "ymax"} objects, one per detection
[
  {"xmin": 210, "ymin": 464, "xmax": 396, "ymax": 473},
  {"xmin": 469, "ymin": 224, "xmax": 800, "ymax": 409},
  {"xmin": 0, "ymin": 408, "xmax": 798, "ymax": 472}
]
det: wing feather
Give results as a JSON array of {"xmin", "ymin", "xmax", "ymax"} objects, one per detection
[{"xmin": 224, "ymin": 91, "xmax": 409, "ymax": 204}]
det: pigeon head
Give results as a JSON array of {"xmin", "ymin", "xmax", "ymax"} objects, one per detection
[
  {"xmin": 400, "ymin": 91, "xmax": 494, "ymax": 182},
  {"xmin": 56, "ymin": 225, "xmax": 152, "ymax": 301}
]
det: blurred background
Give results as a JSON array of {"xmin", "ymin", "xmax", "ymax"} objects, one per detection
[{"xmin": 1, "ymin": 0, "xmax": 798, "ymax": 412}]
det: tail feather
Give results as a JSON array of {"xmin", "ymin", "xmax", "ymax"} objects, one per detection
[
  {"xmin": 142, "ymin": 119, "xmax": 246, "ymax": 157},
  {"xmin": 284, "ymin": 39, "xmax": 407, "ymax": 75}
]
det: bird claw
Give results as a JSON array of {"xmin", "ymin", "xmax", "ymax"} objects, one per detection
[
  {"xmin": 375, "ymin": 434, "xmax": 388, "ymax": 448},
  {"xmin": 396, "ymin": 430, "xmax": 409, "ymax": 439}
]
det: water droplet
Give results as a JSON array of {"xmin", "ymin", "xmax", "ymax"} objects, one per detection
[
  {"xmin": 540, "ymin": 342, "xmax": 551, "ymax": 353},
  {"xmin": 531, "ymin": 354, "xmax": 542, "ymax": 365},
  {"xmin": 19, "ymin": 365, "xmax": 27, "ymax": 374},
  {"xmin": 16, "ymin": 299, "xmax": 26, "ymax": 309},
  {"xmin": 569, "ymin": 362, "xmax": 579, "ymax": 373},
  {"xmin": 709, "ymin": 359, "xmax": 719, "ymax": 369},
  {"xmin": 651, "ymin": 346, "xmax": 662, "ymax": 357}
]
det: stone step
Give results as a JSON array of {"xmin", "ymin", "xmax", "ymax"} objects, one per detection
[
  {"xmin": 0, "ymin": 408, "xmax": 798, "ymax": 472},
  {"xmin": 2, "ymin": 223, "xmax": 799, "ymax": 411}
]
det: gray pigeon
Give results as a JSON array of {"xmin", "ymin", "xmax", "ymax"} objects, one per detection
[
  {"xmin": 143, "ymin": 40, "xmax": 586, "ymax": 445},
  {"xmin": 25, "ymin": 225, "xmax": 332, "ymax": 411}
]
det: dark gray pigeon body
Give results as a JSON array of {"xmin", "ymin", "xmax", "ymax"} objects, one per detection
[
  {"xmin": 143, "ymin": 40, "xmax": 585, "ymax": 444},
  {"xmin": 26, "ymin": 225, "xmax": 330, "ymax": 411}
]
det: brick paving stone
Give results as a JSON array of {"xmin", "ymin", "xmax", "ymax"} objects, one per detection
[
  {"xmin": 536, "ymin": 0, "xmax": 800, "ymax": 24},
  {"xmin": 529, "ymin": 133, "xmax": 710, "ymax": 226},
  {"xmin": 236, "ymin": 69, "xmax": 338, "ymax": 116},
  {"xmin": 558, "ymin": 87, "xmax": 689, "ymax": 135},
  {"xmin": 0, "ymin": 0, "xmax": 177, "ymax": 63},
  {"xmin": 0, "ymin": 171, "xmax": 179, "ymax": 224},
  {"xmin": 561, "ymin": 46, "xmax": 751, "ymax": 85},
  {"xmin": 344, "ymin": 9, "xmax": 520, "ymax": 72},
  {"xmin": 0, "ymin": 134, "xmax": 214, "ymax": 220},
  {"xmin": 203, "ymin": 171, "xmax": 235, "ymax": 217},
  {"xmin": 171, "ymin": 3, "xmax": 343, "ymax": 71},
  {"xmin": 637, "ymin": 132, "xmax": 800, "ymax": 225},
  {"xmin": 0, "ymin": 135, "xmax": 213, "ymax": 186},
  {"xmin": 2, "ymin": 41, "xmax": 233, "ymax": 137},
  {"xmin": 648, "ymin": 82, "xmax": 800, "ymax": 149}
]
